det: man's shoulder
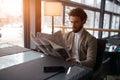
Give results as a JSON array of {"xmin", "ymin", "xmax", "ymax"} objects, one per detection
[
  {"xmin": 83, "ymin": 29, "xmax": 97, "ymax": 41},
  {"xmin": 63, "ymin": 31, "xmax": 74, "ymax": 41},
  {"xmin": 64, "ymin": 31, "xmax": 73, "ymax": 36}
]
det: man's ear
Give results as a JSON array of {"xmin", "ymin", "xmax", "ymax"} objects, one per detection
[{"xmin": 82, "ymin": 18, "xmax": 87, "ymax": 24}]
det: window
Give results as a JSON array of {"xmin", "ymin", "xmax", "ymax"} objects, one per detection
[
  {"xmin": 105, "ymin": 0, "xmax": 114, "ymax": 12},
  {"xmin": 94, "ymin": 12, "xmax": 100, "ymax": 28},
  {"xmin": 103, "ymin": 14, "xmax": 110, "ymax": 29},
  {"xmin": 70, "ymin": 0, "xmax": 101, "ymax": 8},
  {"xmin": 0, "ymin": 0, "xmax": 23, "ymax": 46},
  {"xmin": 64, "ymin": 6, "xmax": 74, "ymax": 26},
  {"xmin": 102, "ymin": 14, "xmax": 110, "ymax": 38},
  {"xmin": 111, "ymin": 15, "xmax": 119, "ymax": 30},
  {"xmin": 110, "ymin": 15, "xmax": 119, "ymax": 36},
  {"xmin": 84, "ymin": 10, "xmax": 94, "ymax": 28},
  {"xmin": 40, "ymin": 0, "xmax": 120, "ymax": 39},
  {"xmin": 84, "ymin": 10, "xmax": 100, "ymax": 38},
  {"xmin": 41, "ymin": 1, "xmax": 62, "ymax": 34}
]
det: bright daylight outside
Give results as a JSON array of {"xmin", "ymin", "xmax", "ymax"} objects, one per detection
[{"xmin": 0, "ymin": 0, "xmax": 23, "ymax": 46}]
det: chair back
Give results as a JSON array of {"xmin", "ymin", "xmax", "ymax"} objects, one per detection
[{"xmin": 93, "ymin": 39, "xmax": 107, "ymax": 71}]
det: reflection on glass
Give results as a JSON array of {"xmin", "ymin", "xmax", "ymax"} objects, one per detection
[{"xmin": 0, "ymin": 51, "xmax": 44, "ymax": 69}]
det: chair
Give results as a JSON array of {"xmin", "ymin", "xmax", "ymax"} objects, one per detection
[{"xmin": 91, "ymin": 39, "xmax": 107, "ymax": 80}]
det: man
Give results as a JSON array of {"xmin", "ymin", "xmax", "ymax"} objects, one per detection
[{"xmin": 63, "ymin": 7, "xmax": 97, "ymax": 68}]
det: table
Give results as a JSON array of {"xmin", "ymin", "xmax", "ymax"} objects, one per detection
[{"xmin": 0, "ymin": 43, "xmax": 92, "ymax": 80}]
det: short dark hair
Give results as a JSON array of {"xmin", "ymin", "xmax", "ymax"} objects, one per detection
[{"xmin": 69, "ymin": 7, "xmax": 87, "ymax": 21}]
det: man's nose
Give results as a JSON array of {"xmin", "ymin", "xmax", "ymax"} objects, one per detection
[{"xmin": 72, "ymin": 23, "xmax": 75, "ymax": 27}]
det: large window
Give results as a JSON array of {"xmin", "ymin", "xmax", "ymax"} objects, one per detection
[
  {"xmin": 104, "ymin": 0, "xmax": 120, "ymax": 37},
  {"xmin": 64, "ymin": 5, "xmax": 100, "ymax": 38},
  {"xmin": 0, "ymin": 0, "xmax": 23, "ymax": 46},
  {"xmin": 41, "ymin": 1, "xmax": 62, "ymax": 34},
  {"xmin": 40, "ymin": 0, "xmax": 120, "ymax": 39}
]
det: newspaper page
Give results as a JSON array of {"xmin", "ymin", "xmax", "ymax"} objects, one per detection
[{"xmin": 31, "ymin": 31, "xmax": 70, "ymax": 60}]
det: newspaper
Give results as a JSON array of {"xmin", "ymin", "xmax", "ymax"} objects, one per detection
[{"xmin": 31, "ymin": 31, "xmax": 70, "ymax": 60}]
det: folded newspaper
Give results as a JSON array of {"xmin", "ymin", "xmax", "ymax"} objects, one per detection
[{"xmin": 31, "ymin": 31, "xmax": 70, "ymax": 60}]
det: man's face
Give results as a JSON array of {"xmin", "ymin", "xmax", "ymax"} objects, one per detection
[{"xmin": 70, "ymin": 16, "xmax": 84, "ymax": 33}]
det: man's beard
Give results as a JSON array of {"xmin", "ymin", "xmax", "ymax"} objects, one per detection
[{"xmin": 72, "ymin": 26, "xmax": 83, "ymax": 33}]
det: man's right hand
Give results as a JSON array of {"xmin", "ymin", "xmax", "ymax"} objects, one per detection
[{"xmin": 66, "ymin": 57, "xmax": 76, "ymax": 62}]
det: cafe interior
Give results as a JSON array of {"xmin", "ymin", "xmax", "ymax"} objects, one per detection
[{"xmin": 0, "ymin": 0, "xmax": 120, "ymax": 80}]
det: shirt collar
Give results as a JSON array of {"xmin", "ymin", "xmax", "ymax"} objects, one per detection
[{"xmin": 74, "ymin": 28, "xmax": 83, "ymax": 37}]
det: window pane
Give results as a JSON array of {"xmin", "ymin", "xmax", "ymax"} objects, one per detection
[
  {"xmin": 105, "ymin": 0, "xmax": 120, "ymax": 14},
  {"xmin": 102, "ymin": 14, "xmax": 110, "ymax": 38},
  {"xmin": 87, "ymin": 30, "xmax": 93, "ymax": 35},
  {"xmin": 102, "ymin": 32, "xmax": 109, "ymax": 38},
  {"xmin": 111, "ymin": 16, "xmax": 119, "ymax": 30},
  {"xmin": 84, "ymin": 0, "xmax": 94, "ymax": 7},
  {"xmin": 96, "ymin": 0, "xmax": 101, "ymax": 8},
  {"xmin": 94, "ymin": 12, "xmax": 100, "ymax": 28},
  {"xmin": 84, "ymin": 10, "xmax": 94, "ymax": 28},
  {"xmin": 119, "ymin": 6, "xmax": 120, "ymax": 13},
  {"xmin": 84, "ymin": 10, "xmax": 99, "ymax": 38},
  {"xmin": 41, "ymin": 1, "xmax": 62, "ymax": 34},
  {"xmin": 70, "ymin": 0, "xmax": 101, "ymax": 8},
  {"xmin": 86, "ymin": 30, "xmax": 98, "ymax": 38},
  {"xmin": 94, "ymin": 31, "xmax": 98, "ymax": 38},
  {"xmin": 110, "ymin": 32, "xmax": 118, "ymax": 36},
  {"xmin": 110, "ymin": 16, "xmax": 119, "ymax": 36},
  {"xmin": 64, "ymin": 6, "xmax": 74, "ymax": 26},
  {"xmin": 84, "ymin": 0, "xmax": 101, "ymax": 8},
  {"xmin": 105, "ymin": 0, "xmax": 114, "ymax": 12},
  {"xmin": 113, "ymin": 4, "xmax": 118, "ymax": 13},
  {"xmin": 103, "ymin": 14, "xmax": 110, "ymax": 29}
]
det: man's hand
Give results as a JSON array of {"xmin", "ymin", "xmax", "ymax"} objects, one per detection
[{"xmin": 66, "ymin": 57, "xmax": 76, "ymax": 62}]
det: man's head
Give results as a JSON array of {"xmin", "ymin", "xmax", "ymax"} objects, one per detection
[{"xmin": 69, "ymin": 7, "xmax": 87, "ymax": 33}]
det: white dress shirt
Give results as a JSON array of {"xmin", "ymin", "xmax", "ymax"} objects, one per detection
[{"xmin": 71, "ymin": 28, "xmax": 83, "ymax": 63}]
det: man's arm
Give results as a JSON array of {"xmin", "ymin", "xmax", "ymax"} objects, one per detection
[{"xmin": 81, "ymin": 37, "xmax": 97, "ymax": 68}]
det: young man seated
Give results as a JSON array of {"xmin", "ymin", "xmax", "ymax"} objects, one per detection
[{"xmin": 63, "ymin": 7, "xmax": 97, "ymax": 68}]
